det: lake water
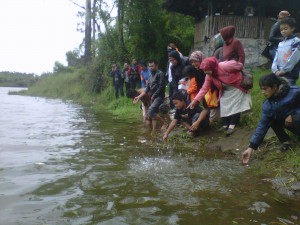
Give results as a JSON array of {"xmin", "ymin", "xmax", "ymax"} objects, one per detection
[{"xmin": 0, "ymin": 87, "xmax": 299, "ymax": 225}]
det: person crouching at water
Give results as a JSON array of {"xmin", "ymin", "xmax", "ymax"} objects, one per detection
[
  {"xmin": 189, "ymin": 57, "xmax": 252, "ymax": 136},
  {"xmin": 163, "ymin": 92, "xmax": 209, "ymax": 140},
  {"xmin": 242, "ymin": 74, "xmax": 300, "ymax": 164}
]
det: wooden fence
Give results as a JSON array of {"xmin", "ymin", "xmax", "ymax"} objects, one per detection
[{"xmin": 195, "ymin": 16, "xmax": 275, "ymax": 46}]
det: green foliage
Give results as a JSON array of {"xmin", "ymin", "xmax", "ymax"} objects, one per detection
[
  {"xmin": 107, "ymin": 97, "xmax": 141, "ymax": 119},
  {"xmin": 90, "ymin": 0, "xmax": 195, "ymax": 80},
  {"xmin": 53, "ymin": 61, "xmax": 75, "ymax": 74},
  {"xmin": 124, "ymin": 0, "xmax": 194, "ymax": 64},
  {"xmin": 286, "ymin": 150, "xmax": 300, "ymax": 168},
  {"xmin": 22, "ymin": 67, "xmax": 92, "ymax": 102},
  {"xmin": 66, "ymin": 50, "xmax": 83, "ymax": 67},
  {"xmin": 240, "ymin": 68, "xmax": 270, "ymax": 128},
  {"xmin": 0, "ymin": 71, "xmax": 38, "ymax": 87}
]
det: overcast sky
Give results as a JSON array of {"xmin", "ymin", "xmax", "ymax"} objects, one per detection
[{"xmin": 0, "ymin": 0, "xmax": 84, "ymax": 75}]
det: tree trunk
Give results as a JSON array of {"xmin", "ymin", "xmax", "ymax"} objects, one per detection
[
  {"xmin": 85, "ymin": 0, "xmax": 92, "ymax": 65},
  {"xmin": 117, "ymin": 0, "xmax": 128, "ymax": 61}
]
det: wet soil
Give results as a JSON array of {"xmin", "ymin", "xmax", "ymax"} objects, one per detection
[{"xmin": 203, "ymin": 126, "xmax": 300, "ymax": 198}]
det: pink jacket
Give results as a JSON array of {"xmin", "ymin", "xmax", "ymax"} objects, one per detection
[{"xmin": 194, "ymin": 60, "xmax": 246, "ymax": 102}]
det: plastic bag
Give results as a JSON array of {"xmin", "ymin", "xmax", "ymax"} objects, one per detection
[{"xmin": 204, "ymin": 89, "xmax": 219, "ymax": 108}]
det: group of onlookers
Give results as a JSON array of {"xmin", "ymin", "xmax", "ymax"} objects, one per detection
[
  {"xmin": 110, "ymin": 10, "xmax": 300, "ymax": 164},
  {"xmin": 110, "ymin": 59, "xmax": 146, "ymax": 99}
]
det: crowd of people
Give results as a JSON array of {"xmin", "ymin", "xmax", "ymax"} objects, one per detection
[{"xmin": 110, "ymin": 10, "xmax": 300, "ymax": 165}]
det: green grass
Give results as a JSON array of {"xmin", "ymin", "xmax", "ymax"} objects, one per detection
[{"xmin": 239, "ymin": 68, "xmax": 269, "ymax": 128}]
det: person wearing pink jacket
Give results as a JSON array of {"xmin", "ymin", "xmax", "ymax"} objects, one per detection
[{"xmin": 189, "ymin": 57, "xmax": 252, "ymax": 135}]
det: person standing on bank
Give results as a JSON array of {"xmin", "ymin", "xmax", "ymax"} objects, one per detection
[
  {"xmin": 128, "ymin": 59, "xmax": 141, "ymax": 89},
  {"xmin": 123, "ymin": 63, "xmax": 130, "ymax": 93},
  {"xmin": 242, "ymin": 74, "xmax": 300, "ymax": 164},
  {"xmin": 218, "ymin": 25, "xmax": 246, "ymax": 127},
  {"xmin": 140, "ymin": 61, "xmax": 151, "ymax": 89},
  {"xmin": 111, "ymin": 64, "xmax": 124, "ymax": 99},
  {"xmin": 271, "ymin": 17, "xmax": 300, "ymax": 86},
  {"xmin": 268, "ymin": 10, "xmax": 291, "ymax": 60},
  {"xmin": 219, "ymin": 25, "xmax": 245, "ymax": 64},
  {"xmin": 166, "ymin": 43, "xmax": 183, "ymax": 110},
  {"xmin": 168, "ymin": 50, "xmax": 189, "ymax": 96}
]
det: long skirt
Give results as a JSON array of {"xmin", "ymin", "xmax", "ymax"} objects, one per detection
[{"xmin": 220, "ymin": 84, "xmax": 252, "ymax": 117}]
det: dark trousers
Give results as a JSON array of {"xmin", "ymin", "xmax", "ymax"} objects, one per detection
[
  {"xmin": 125, "ymin": 82, "xmax": 130, "ymax": 94},
  {"xmin": 168, "ymin": 82, "xmax": 174, "ymax": 109},
  {"xmin": 271, "ymin": 114, "xmax": 300, "ymax": 143},
  {"xmin": 222, "ymin": 113, "xmax": 240, "ymax": 127},
  {"xmin": 148, "ymin": 96, "xmax": 164, "ymax": 119},
  {"xmin": 114, "ymin": 82, "xmax": 124, "ymax": 99},
  {"xmin": 129, "ymin": 79, "xmax": 141, "ymax": 90}
]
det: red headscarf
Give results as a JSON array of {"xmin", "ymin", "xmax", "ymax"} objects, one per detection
[{"xmin": 200, "ymin": 57, "xmax": 219, "ymax": 76}]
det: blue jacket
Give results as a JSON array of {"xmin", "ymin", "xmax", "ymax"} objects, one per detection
[
  {"xmin": 249, "ymin": 82, "xmax": 300, "ymax": 149},
  {"xmin": 272, "ymin": 35, "xmax": 300, "ymax": 80},
  {"xmin": 111, "ymin": 69, "xmax": 123, "ymax": 85}
]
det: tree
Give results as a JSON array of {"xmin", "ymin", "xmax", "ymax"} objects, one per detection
[{"xmin": 85, "ymin": 0, "xmax": 92, "ymax": 65}]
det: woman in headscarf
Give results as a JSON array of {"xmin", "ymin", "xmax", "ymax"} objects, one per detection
[
  {"xmin": 189, "ymin": 51, "xmax": 219, "ymax": 123},
  {"xmin": 219, "ymin": 25, "xmax": 245, "ymax": 64},
  {"xmin": 189, "ymin": 57, "xmax": 252, "ymax": 135},
  {"xmin": 186, "ymin": 51, "xmax": 206, "ymax": 101}
]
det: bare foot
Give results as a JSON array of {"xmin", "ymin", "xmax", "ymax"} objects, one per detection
[{"xmin": 151, "ymin": 130, "xmax": 157, "ymax": 137}]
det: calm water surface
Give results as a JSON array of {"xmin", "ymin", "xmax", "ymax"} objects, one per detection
[{"xmin": 0, "ymin": 87, "xmax": 299, "ymax": 225}]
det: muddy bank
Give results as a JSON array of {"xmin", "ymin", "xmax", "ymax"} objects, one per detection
[{"xmin": 203, "ymin": 127, "xmax": 300, "ymax": 198}]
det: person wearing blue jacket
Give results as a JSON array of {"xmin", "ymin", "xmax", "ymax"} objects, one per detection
[
  {"xmin": 242, "ymin": 73, "xmax": 300, "ymax": 164},
  {"xmin": 111, "ymin": 64, "xmax": 124, "ymax": 99},
  {"xmin": 271, "ymin": 17, "xmax": 300, "ymax": 86}
]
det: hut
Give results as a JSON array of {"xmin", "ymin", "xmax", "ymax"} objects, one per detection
[{"xmin": 163, "ymin": 0, "xmax": 300, "ymax": 67}]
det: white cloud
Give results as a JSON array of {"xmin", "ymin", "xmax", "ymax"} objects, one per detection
[{"xmin": 0, "ymin": 0, "xmax": 84, "ymax": 74}]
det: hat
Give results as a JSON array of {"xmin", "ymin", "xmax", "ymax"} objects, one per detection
[
  {"xmin": 278, "ymin": 10, "xmax": 290, "ymax": 19},
  {"xmin": 189, "ymin": 51, "xmax": 204, "ymax": 62}
]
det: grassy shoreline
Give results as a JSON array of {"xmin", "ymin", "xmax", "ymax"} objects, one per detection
[{"xmin": 11, "ymin": 68, "xmax": 300, "ymax": 195}]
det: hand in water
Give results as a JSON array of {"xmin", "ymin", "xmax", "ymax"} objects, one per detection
[
  {"xmin": 242, "ymin": 148, "xmax": 253, "ymax": 164},
  {"xmin": 163, "ymin": 133, "xmax": 168, "ymax": 141}
]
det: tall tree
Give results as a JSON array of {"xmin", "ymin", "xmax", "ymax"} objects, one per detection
[
  {"xmin": 85, "ymin": 0, "xmax": 92, "ymax": 65},
  {"xmin": 117, "ymin": 0, "xmax": 128, "ymax": 61}
]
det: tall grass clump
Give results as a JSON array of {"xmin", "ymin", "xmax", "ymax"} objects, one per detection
[
  {"xmin": 240, "ymin": 68, "xmax": 270, "ymax": 128},
  {"xmin": 107, "ymin": 97, "xmax": 141, "ymax": 119}
]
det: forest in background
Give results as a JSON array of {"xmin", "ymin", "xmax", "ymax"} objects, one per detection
[
  {"xmin": 71, "ymin": 0, "xmax": 196, "ymax": 94},
  {"xmin": 0, "ymin": 72, "xmax": 38, "ymax": 87}
]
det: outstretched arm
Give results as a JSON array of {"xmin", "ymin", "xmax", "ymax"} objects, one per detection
[
  {"xmin": 133, "ymin": 90, "xmax": 146, "ymax": 104},
  {"xmin": 190, "ymin": 76, "xmax": 213, "ymax": 108},
  {"xmin": 163, "ymin": 119, "xmax": 178, "ymax": 141},
  {"xmin": 190, "ymin": 108, "xmax": 209, "ymax": 131},
  {"xmin": 242, "ymin": 147, "xmax": 254, "ymax": 164}
]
